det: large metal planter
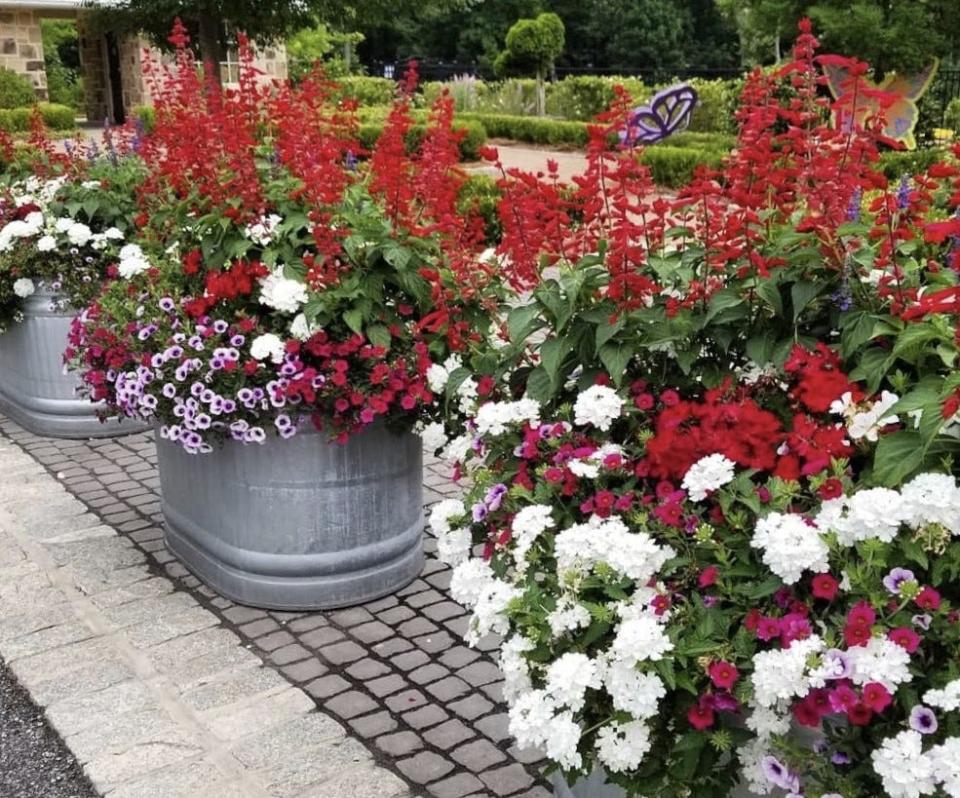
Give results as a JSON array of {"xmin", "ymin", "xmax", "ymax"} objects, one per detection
[
  {"xmin": 553, "ymin": 770, "xmax": 757, "ymax": 798},
  {"xmin": 0, "ymin": 290, "xmax": 144, "ymax": 439},
  {"xmin": 155, "ymin": 422, "xmax": 425, "ymax": 610}
]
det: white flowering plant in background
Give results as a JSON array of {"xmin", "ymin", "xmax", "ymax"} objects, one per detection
[{"xmin": 0, "ymin": 155, "xmax": 144, "ymax": 331}]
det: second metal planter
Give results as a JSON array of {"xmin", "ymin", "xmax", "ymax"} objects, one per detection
[
  {"xmin": 0, "ymin": 290, "xmax": 143, "ymax": 439},
  {"xmin": 156, "ymin": 422, "xmax": 425, "ymax": 610}
]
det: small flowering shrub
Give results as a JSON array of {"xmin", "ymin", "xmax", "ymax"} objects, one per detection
[
  {"xmin": 427, "ymin": 22, "xmax": 960, "ymax": 798},
  {"xmin": 67, "ymin": 25, "xmax": 500, "ymax": 452},
  {"xmin": 0, "ymin": 155, "xmax": 145, "ymax": 331}
]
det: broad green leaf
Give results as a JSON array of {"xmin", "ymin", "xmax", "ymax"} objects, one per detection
[
  {"xmin": 506, "ymin": 302, "xmax": 541, "ymax": 343},
  {"xmin": 790, "ymin": 280, "xmax": 821, "ymax": 323},
  {"xmin": 342, "ymin": 308, "xmax": 364, "ymax": 334},
  {"xmin": 599, "ymin": 343, "xmax": 633, "ymax": 385},
  {"xmin": 872, "ymin": 431, "xmax": 925, "ymax": 487}
]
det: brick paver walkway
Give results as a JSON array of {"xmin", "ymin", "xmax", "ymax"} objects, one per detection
[{"xmin": 0, "ymin": 413, "xmax": 548, "ymax": 798}]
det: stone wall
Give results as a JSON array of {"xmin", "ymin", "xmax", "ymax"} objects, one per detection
[{"xmin": 0, "ymin": 8, "xmax": 48, "ymax": 99}]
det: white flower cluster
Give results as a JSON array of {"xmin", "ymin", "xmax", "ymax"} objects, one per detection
[
  {"xmin": 846, "ymin": 635, "xmax": 913, "ymax": 691},
  {"xmin": 831, "ymin": 390, "xmax": 900, "ymax": 442},
  {"xmin": 750, "ymin": 512, "xmax": 829, "ymax": 584},
  {"xmin": 473, "ymin": 399, "xmax": 541, "ymax": 437},
  {"xmin": 425, "ymin": 354, "xmax": 462, "ymax": 394},
  {"xmin": 509, "ymin": 504, "xmax": 555, "ymax": 574},
  {"xmin": 419, "ymin": 421, "xmax": 448, "ymax": 453},
  {"xmin": 428, "ymin": 499, "xmax": 471, "ymax": 567},
  {"xmin": 117, "ymin": 243, "xmax": 151, "ymax": 279},
  {"xmin": 817, "ymin": 472, "xmax": 960, "ymax": 544},
  {"xmin": 681, "ymin": 453, "xmax": 736, "ymax": 501},
  {"xmin": 0, "ymin": 210, "xmax": 43, "ymax": 251},
  {"xmin": 249, "ymin": 333, "xmax": 286, "ymax": 364},
  {"xmin": 244, "ymin": 213, "xmax": 282, "ymax": 247},
  {"xmin": 554, "ymin": 515, "xmax": 676, "ymax": 583},
  {"xmin": 573, "ymin": 384, "xmax": 624, "ymax": 431},
  {"xmin": 289, "ymin": 313, "xmax": 318, "ymax": 341},
  {"xmin": 259, "ymin": 267, "xmax": 308, "ymax": 314},
  {"xmin": 925, "ymin": 679, "xmax": 960, "ymax": 712},
  {"xmin": 567, "ymin": 443, "xmax": 623, "ymax": 479},
  {"xmin": 750, "ymin": 635, "xmax": 824, "ymax": 708},
  {"xmin": 872, "ymin": 731, "xmax": 937, "ymax": 798},
  {"xmin": 12, "ymin": 278, "xmax": 35, "ymax": 298}
]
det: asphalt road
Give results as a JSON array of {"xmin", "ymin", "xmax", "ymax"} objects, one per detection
[{"xmin": 0, "ymin": 657, "xmax": 99, "ymax": 798}]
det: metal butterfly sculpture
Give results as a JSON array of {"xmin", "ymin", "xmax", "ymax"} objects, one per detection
[
  {"xmin": 822, "ymin": 60, "xmax": 939, "ymax": 151},
  {"xmin": 620, "ymin": 83, "xmax": 699, "ymax": 147}
]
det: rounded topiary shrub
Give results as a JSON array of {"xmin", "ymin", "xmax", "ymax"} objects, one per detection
[{"xmin": 0, "ymin": 67, "xmax": 37, "ymax": 109}]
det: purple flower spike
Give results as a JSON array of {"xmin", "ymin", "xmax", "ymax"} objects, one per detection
[
  {"xmin": 909, "ymin": 706, "xmax": 938, "ymax": 735},
  {"xmin": 883, "ymin": 567, "xmax": 916, "ymax": 595}
]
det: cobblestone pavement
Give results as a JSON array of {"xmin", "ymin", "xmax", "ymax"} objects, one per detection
[{"xmin": 0, "ymin": 413, "xmax": 548, "ymax": 798}]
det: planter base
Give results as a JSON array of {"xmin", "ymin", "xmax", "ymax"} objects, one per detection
[
  {"xmin": 156, "ymin": 423, "xmax": 425, "ymax": 610},
  {"xmin": 0, "ymin": 292, "xmax": 146, "ymax": 439}
]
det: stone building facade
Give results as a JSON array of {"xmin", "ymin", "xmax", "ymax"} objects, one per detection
[{"xmin": 0, "ymin": 1, "xmax": 288, "ymax": 122}]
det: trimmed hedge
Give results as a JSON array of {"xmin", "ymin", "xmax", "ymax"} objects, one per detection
[
  {"xmin": 639, "ymin": 145, "xmax": 727, "ymax": 188},
  {"xmin": 333, "ymin": 76, "xmax": 396, "ymax": 107},
  {"xmin": 877, "ymin": 148, "xmax": 948, "ymax": 179},
  {"xmin": 357, "ymin": 118, "xmax": 488, "ymax": 161},
  {"xmin": 458, "ymin": 112, "xmax": 590, "ymax": 147},
  {"xmin": 457, "ymin": 174, "xmax": 501, "ymax": 244},
  {"xmin": 0, "ymin": 103, "xmax": 76, "ymax": 132}
]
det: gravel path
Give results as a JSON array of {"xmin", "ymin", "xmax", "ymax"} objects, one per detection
[{"xmin": 0, "ymin": 657, "xmax": 99, "ymax": 798}]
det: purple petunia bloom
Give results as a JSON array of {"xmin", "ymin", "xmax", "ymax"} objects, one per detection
[
  {"xmin": 831, "ymin": 751, "xmax": 852, "ymax": 765},
  {"xmin": 471, "ymin": 503, "xmax": 488, "ymax": 523},
  {"xmin": 159, "ymin": 297, "xmax": 175, "ymax": 312},
  {"xmin": 820, "ymin": 648, "xmax": 853, "ymax": 680},
  {"xmin": 913, "ymin": 613, "xmax": 933, "ymax": 630},
  {"xmin": 883, "ymin": 567, "xmax": 916, "ymax": 595},
  {"xmin": 909, "ymin": 706, "xmax": 938, "ymax": 735},
  {"xmin": 760, "ymin": 756, "xmax": 799, "ymax": 793},
  {"xmin": 484, "ymin": 483, "xmax": 508, "ymax": 513}
]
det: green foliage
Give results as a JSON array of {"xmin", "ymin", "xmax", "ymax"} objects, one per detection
[
  {"xmin": 358, "ymin": 118, "xmax": 487, "ymax": 161},
  {"xmin": 877, "ymin": 148, "xmax": 945, "ymax": 180},
  {"xmin": 334, "ymin": 76, "xmax": 397, "ymax": 107},
  {"xmin": 945, "ymin": 98, "xmax": 960, "ymax": 135},
  {"xmin": 458, "ymin": 112, "xmax": 590, "ymax": 147},
  {"xmin": 421, "ymin": 76, "xmax": 489, "ymax": 113},
  {"xmin": 495, "ymin": 13, "xmax": 565, "ymax": 78},
  {"xmin": 639, "ymin": 144, "xmax": 727, "ymax": 187},
  {"xmin": 544, "ymin": 76, "xmax": 647, "ymax": 121},
  {"xmin": 41, "ymin": 20, "xmax": 83, "ymax": 111},
  {"xmin": 0, "ymin": 103, "xmax": 75, "ymax": 133},
  {"xmin": 0, "ymin": 68, "xmax": 36, "ymax": 110},
  {"xmin": 457, "ymin": 174, "xmax": 501, "ymax": 244},
  {"xmin": 685, "ymin": 77, "xmax": 742, "ymax": 135},
  {"xmin": 132, "ymin": 105, "xmax": 155, "ymax": 134},
  {"xmin": 286, "ymin": 24, "xmax": 363, "ymax": 80}
]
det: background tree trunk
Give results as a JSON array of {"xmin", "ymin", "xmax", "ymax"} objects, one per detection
[
  {"xmin": 196, "ymin": 11, "xmax": 223, "ymax": 86},
  {"xmin": 536, "ymin": 69, "xmax": 545, "ymax": 117}
]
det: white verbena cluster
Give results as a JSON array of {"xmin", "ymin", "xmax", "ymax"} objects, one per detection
[
  {"xmin": 925, "ymin": 679, "xmax": 960, "ymax": 712},
  {"xmin": 554, "ymin": 515, "xmax": 676, "ymax": 583},
  {"xmin": 573, "ymin": 384, "xmax": 624, "ymax": 431},
  {"xmin": 871, "ymin": 731, "xmax": 937, "ymax": 798},
  {"xmin": 425, "ymin": 354, "xmax": 462, "ymax": 394},
  {"xmin": 750, "ymin": 635, "xmax": 825, "ymax": 708},
  {"xmin": 750, "ymin": 512, "xmax": 829, "ymax": 584},
  {"xmin": 831, "ymin": 390, "xmax": 900, "ymax": 442},
  {"xmin": 12, "ymin": 278, "xmax": 35, "ymax": 298},
  {"xmin": 846, "ymin": 634, "xmax": 913, "ymax": 692},
  {"xmin": 473, "ymin": 399, "xmax": 541, "ymax": 437},
  {"xmin": 117, "ymin": 243, "xmax": 152, "ymax": 279},
  {"xmin": 509, "ymin": 504, "xmax": 555, "ymax": 573},
  {"xmin": 682, "ymin": 453, "xmax": 736, "ymax": 501},
  {"xmin": 259, "ymin": 267, "xmax": 308, "ymax": 314},
  {"xmin": 0, "ymin": 210, "xmax": 43, "ymax": 251},
  {"xmin": 428, "ymin": 499, "xmax": 471, "ymax": 567},
  {"xmin": 249, "ymin": 333, "xmax": 286, "ymax": 364}
]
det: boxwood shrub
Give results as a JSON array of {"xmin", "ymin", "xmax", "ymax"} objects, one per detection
[{"xmin": 0, "ymin": 103, "xmax": 75, "ymax": 133}]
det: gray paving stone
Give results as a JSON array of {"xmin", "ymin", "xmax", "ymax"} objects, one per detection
[
  {"xmin": 423, "ymin": 719, "xmax": 476, "ymax": 750},
  {"xmin": 304, "ymin": 674, "xmax": 351, "ymax": 699},
  {"xmin": 398, "ymin": 617, "xmax": 439, "ymax": 637},
  {"xmin": 353, "ymin": 621, "xmax": 395, "ymax": 643},
  {"xmin": 428, "ymin": 773, "xmax": 486, "ymax": 798},
  {"xmin": 414, "ymin": 631, "xmax": 457, "ymax": 653},
  {"xmin": 300, "ymin": 626, "xmax": 346, "ymax": 648},
  {"xmin": 396, "ymin": 751, "xmax": 455, "ymax": 784},
  {"xmin": 423, "ymin": 602, "xmax": 466, "ymax": 622},
  {"xmin": 281, "ymin": 658, "xmax": 328, "ymax": 683},
  {"xmin": 425, "ymin": 676, "xmax": 471, "ymax": 702},
  {"xmin": 376, "ymin": 730, "xmax": 424, "ymax": 757},
  {"xmin": 451, "ymin": 739, "xmax": 507, "ymax": 772},
  {"xmin": 475, "ymin": 713, "xmax": 511, "ymax": 743},
  {"xmin": 391, "ymin": 649, "xmax": 431, "ymax": 672},
  {"xmin": 378, "ymin": 605, "xmax": 416, "ymax": 625},
  {"xmin": 385, "ymin": 689, "xmax": 428, "ymax": 713},
  {"xmin": 479, "ymin": 765, "xmax": 535, "ymax": 795},
  {"xmin": 320, "ymin": 640, "xmax": 366, "ymax": 664},
  {"xmin": 448, "ymin": 694, "xmax": 494, "ymax": 721},
  {"xmin": 367, "ymin": 674, "xmax": 408, "ymax": 697},
  {"xmin": 271, "ymin": 643, "xmax": 311, "ymax": 665},
  {"xmin": 328, "ymin": 606, "xmax": 375, "ymax": 627},
  {"xmin": 348, "ymin": 710, "xmax": 398, "ymax": 738},
  {"xmin": 403, "ymin": 704, "xmax": 449, "ymax": 729},
  {"xmin": 458, "ymin": 661, "xmax": 502, "ymax": 687},
  {"xmin": 373, "ymin": 638, "xmax": 414, "ymax": 657},
  {"xmin": 255, "ymin": 629, "xmax": 296, "ymax": 652},
  {"xmin": 406, "ymin": 589, "xmax": 445, "ymax": 609},
  {"xmin": 346, "ymin": 658, "xmax": 392, "ymax": 680},
  {"xmin": 409, "ymin": 663, "xmax": 450, "ymax": 685},
  {"xmin": 325, "ymin": 690, "xmax": 380, "ymax": 719},
  {"xmin": 229, "ymin": 713, "xmax": 346, "ymax": 769},
  {"xmin": 46, "ymin": 680, "xmax": 155, "ymax": 736}
]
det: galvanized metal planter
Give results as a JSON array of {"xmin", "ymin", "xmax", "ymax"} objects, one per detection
[
  {"xmin": 0, "ymin": 290, "xmax": 144, "ymax": 439},
  {"xmin": 553, "ymin": 770, "xmax": 758, "ymax": 798},
  {"xmin": 156, "ymin": 422, "xmax": 425, "ymax": 610}
]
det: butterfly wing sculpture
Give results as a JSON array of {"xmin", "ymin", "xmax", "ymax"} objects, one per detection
[
  {"xmin": 620, "ymin": 83, "xmax": 699, "ymax": 147},
  {"xmin": 822, "ymin": 60, "xmax": 939, "ymax": 150}
]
